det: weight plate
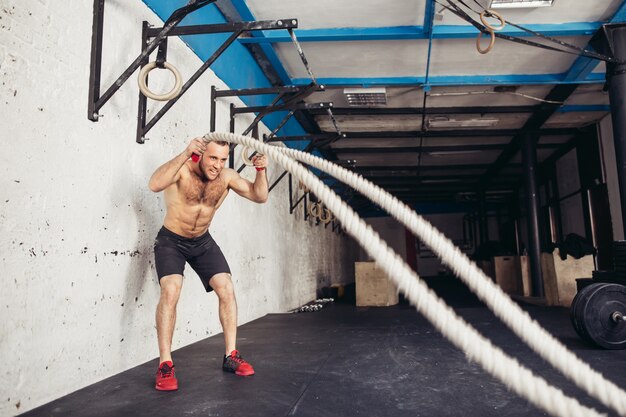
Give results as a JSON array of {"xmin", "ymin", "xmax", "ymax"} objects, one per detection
[
  {"xmin": 571, "ymin": 283, "xmax": 608, "ymax": 343},
  {"xmin": 580, "ymin": 283, "xmax": 626, "ymax": 349}
]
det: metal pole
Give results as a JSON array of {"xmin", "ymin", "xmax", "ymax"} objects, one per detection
[
  {"xmin": 210, "ymin": 85, "xmax": 216, "ymax": 132},
  {"xmin": 229, "ymin": 103, "xmax": 235, "ymax": 168},
  {"xmin": 478, "ymin": 189, "xmax": 488, "ymax": 244},
  {"xmin": 522, "ymin": 132, "xmax": 544, "ymax": 297},
  {"xmin": 87, "ymin": 0, "xmax": 105, "ymax": 121},
  {"xmin": 135, "ymin": 22, "xmax": 150, "ymax": 143},
  {"xmin": 605, "ymin": 26, "xmax": 626, "ymax": 238}
]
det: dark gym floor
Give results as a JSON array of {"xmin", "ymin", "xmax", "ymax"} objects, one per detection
[{"xmin": 20, "ymin": 276, "xmax": 626, "ymax": 417}]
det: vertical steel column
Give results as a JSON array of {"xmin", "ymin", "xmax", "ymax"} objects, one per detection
[
  {"xmin": 210, "ymin": 85, "xmax": 216, "ymax": 132},
  {"xmin": 522, "ymin": 132, "xmax": 544, "ymax": 297},
  {"xmin": 229, "ymin": 103, "xmax": 235, "ymax": 168},
  {"xmin": 550, "ymin": 168, "xmax": 563, "ymax": 242},
  {"xmin": 135, "ymin": 22, "xmax": 150, "ymax": 144},
  {"xmin": 605, "ymin": 26, "xmax": 626, "ymax": 238},
  {"xmin": 478, "ymin": 189, "xmax": 488, "ymax": 244},
  {"xmin": 87, "ymin": 0, "xmax": 105, "ymax": 120}
]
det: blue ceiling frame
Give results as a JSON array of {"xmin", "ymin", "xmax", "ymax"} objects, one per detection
[
  {"xmin": 563, "ymin": 0, "xmax": 626, "ymax": 81},
  {"xmin": 140, "ymin": 0, "xmax": 626, "ymax": 139},
  {"xmin": 234, "ymin": 0, "xmax": 626, "ymax": 88}
]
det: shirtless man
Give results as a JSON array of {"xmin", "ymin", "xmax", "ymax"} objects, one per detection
[{"xmin": 148, "ymin": 136, "xmax": 268, "ymax": 391}]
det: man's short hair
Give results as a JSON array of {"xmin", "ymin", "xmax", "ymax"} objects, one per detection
[{"xmin": 207, "ymin": 139, "xmax": 229, "ymax": 147}]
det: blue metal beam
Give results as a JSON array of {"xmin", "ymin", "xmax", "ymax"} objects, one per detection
[
  {"xmin": 558, "ymin": 104, "xmax": 610, "ymax": 113},
  {"xmin": 562, "ymin": 0, "xmax": 626, "ymax": 82},
  {"xmin": 291, "ymin": 73, "xmax": 606, "ymax": 87},
  {"xmin": 612, "ymin": 0, "xmax": 626, "ymax": 22},
  {"xmin": 229, "ymin": 0, "xmax": 291, "ymax": 84},
  {"xmin": 238, "ymin": 22, "xmax": 600, "ymax": 44},
  {"xmin": 423, "ymin": 0, "xmax": 435, "ymax": 36}
]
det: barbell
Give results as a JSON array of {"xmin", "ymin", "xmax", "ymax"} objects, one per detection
[{"xmin": 570, "ymin": 283, "xmax": 626, "ymax": 349}]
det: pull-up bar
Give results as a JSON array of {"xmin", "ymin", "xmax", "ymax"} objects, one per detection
[{"xmin": 87, "ymin": 0, "xmax": 299, "ymax": 144}]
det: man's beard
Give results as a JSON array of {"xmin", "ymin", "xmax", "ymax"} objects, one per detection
[{"xmin": 201, "ymin": 164, "xmax": 219, "ymax": 180}]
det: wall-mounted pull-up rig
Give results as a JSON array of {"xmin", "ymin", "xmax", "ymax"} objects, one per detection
[
  {"xmin": 210, "ymin": 82, "xmax": 344, "ymax": 193},
  {"xmin": 87, "ymin": 0, "xmax": 298, "ymax": 144},
  {"xmin": 287, "ymin": 174, "xmax": 343, "ymax": 234},
  {"xmin": 86, "ymin": 0, "xmax": 343, "ymax": 232}
]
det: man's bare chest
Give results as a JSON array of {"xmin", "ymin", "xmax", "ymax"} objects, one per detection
[{"xmin": 181, "ymin": 176, "xmax": 227, "ymax": 206}]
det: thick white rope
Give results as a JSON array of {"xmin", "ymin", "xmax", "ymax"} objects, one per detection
[
  {"xmin": 263, "ymin": 141, "xmax": 626, "ymax": 417},
  {"xmin": 209, "ymin": 132, "xmax": 606, "ymax": 417}
]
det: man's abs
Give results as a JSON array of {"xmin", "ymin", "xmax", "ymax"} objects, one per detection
[{"xmin": 163, "ymin": 204, "xmax": 217, "ymax": 237}]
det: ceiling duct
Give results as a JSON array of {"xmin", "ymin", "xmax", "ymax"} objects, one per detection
[
  {"xmin": 343, "ymin": 87, "xmax": 387, "ymax": 106},
  {"xmin": 489, "ymin": 0, "xmax": 555, "ymax": 8},
  {"xmin": 427, "ymin": 116, "xmax": 499, "ymax": 128}
]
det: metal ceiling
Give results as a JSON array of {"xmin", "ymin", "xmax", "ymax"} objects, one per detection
[{"xmin": 142, "ymin": 0, "xmax": 626, "ymax": 212}]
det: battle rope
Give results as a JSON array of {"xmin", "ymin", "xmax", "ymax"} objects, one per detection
[
  {"xmin": 208, "ymin": 131, "xmax": 608, "ymax": 417},
  {"xmin": 268, "ymin": 142, "xmax": 626, "ymax": 417}
]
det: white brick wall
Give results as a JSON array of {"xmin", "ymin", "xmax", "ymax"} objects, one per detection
[{"xmin": 0, "ymin": 1, "xmax": 357, "ymax": 415}]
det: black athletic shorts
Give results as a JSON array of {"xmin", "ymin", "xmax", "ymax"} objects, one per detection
[{"xmin": 154, "ymin": 226, "xmax": 231, "ymax": 292}]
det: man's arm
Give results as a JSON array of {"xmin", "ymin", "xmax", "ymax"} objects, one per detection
[
  {"xmin": 148, "ymin": 138, "xmax": 207, "ymax": 192},
  {"xmin": 227, "ymin": 154, "xmax": 269, "ymax": 203}
]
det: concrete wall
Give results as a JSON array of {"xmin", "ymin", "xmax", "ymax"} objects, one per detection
[
  {"xmin": 0, "ymin": 1, "xmax": 357, "ymax": 415},
  {"xmin": 359, "ymin": 216, "xmax": 407, "ymax": 262},
  {"xmin": 417, "ymin": 213, "xmax": 473, "ymax": 277},
  {"xmin": 361, "ymin": 213, "xmax": 475, "ymax": 278}
]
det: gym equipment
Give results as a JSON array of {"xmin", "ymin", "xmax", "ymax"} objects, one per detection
[
  {"xmin": 208, "ymin": 131, "xmax": 626, "ymax": 417},
  {"xmin": 571, "ymin": 283, "xmax": 626, "ymax": 349},
  {"xmin": 137, "ymin": 61, "xmax": 183, "ymax": 101}
]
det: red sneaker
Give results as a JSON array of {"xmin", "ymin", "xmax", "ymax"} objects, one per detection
[
  {"xmin": 222, "ymin": 350, "xmax": 255, "ymax": 376},
  {"xmin": 155, "ymin": 361, "xmax": 178, "ymax": 391}
]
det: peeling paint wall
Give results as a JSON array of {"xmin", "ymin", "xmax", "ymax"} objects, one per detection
[{"xmin": 0, "ymin": 1, "xmax": 358, "ymax": 415}]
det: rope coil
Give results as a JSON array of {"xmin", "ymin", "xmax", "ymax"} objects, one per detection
[{"xmin": 207, "ymin": 132, "xmax": 626, "ymax": 417}]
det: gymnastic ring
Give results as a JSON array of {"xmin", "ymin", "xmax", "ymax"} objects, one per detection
[
  {"xmin": 137, "ymin": 61, "xmax": 183, "ymax": 101},
  {"xmin": 298, "ymin": 181, "xmax": 310, "ymax": 193},
  {"xmin": 479, "ymin": 10, "xmax": 505, "ymax": 31},
  {"xmin": 476, "ymin": 30, "xmax": 495, "ymax": 54},
  {"xmin": 241, "ymin": 146, "xmax": 257, "ymax": 166},
  {"xmin": 308, "ymin": 202, "xmax": 320, "ymax": 218},
  {"xmin": 320, "ymin": 207, "xmax": 333, "ymax": 224}
]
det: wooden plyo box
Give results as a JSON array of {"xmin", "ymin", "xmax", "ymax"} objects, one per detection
[
  {"xmin": 541, "ymin": 249, "xmax": 595, "ymax": 307},
  {"xmin": 493, "ymin": 256, "xmax": 522, "ymax": 295},
  {"xmin": 355, "ymin": 262, "xmax": 399, "ymax": 307}
]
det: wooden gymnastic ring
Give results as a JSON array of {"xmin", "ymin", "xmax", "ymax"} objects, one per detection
[
  {"xmin": 480, "ymin": 10, "xmax": 505, "ymax": 31},
  {"xmin": 308, "ymin": 202, "xmax": 320, "ymax": 218},
  {"xmin": 298, "ymin": 181, "xmax": 310, "ymax": 193},
  {"xmin": 320, "ymin": 207, "xmax": 333, "ymax": 224},
  {"xmin": 476, "ymin": 30, "xmax": 495, "ymax": 54},
  {"xmin": 137, "ymin": 61, "xmax": 183, "ymax": 101},
  {"xmin": 241, "ymin": 146, "xmax": 257, "ymax": 166}
]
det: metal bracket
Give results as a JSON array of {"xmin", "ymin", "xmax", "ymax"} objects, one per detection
[
  {"xmin": 288, "ymin": 174, "xmax": 308, "ymax": 218},
  {"xmin": 87, "ymin": 0, "xmax": 215, "ymax": 122},
  {"xmin": 87, "ymin": 0, "xmax": 299, "ymax": 143}
]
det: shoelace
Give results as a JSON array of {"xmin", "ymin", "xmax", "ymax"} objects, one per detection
[
  {"xmin": 159, "ymin": 364, "xmax": 174, "ymax": 378},
  {"xmin": 228, "ymin": 351, "xmax": 246, "ymax": 364}
]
